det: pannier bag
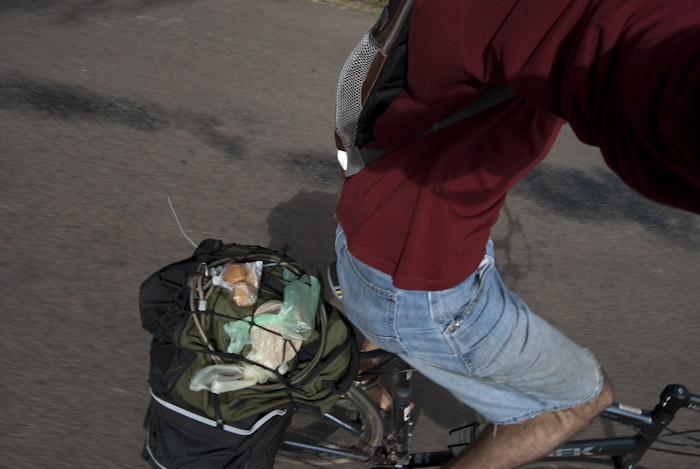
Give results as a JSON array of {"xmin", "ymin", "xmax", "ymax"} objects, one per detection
[
  {"xmin": 139, "ymin": 239, "xmax": 359, "ymax": 468},
  {"xmin": 335, "ymin": 0, "xmax": 517, "ymax": 177}
]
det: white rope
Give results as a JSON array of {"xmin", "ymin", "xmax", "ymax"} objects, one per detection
[{"xmin": 168, "ymin": 197, "xmax": 197, "ymax": 248}]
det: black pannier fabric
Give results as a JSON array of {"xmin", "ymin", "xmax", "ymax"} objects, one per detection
[{"xmin": 142, "ymin": 399, "xmax": 291, "ymax": 469}]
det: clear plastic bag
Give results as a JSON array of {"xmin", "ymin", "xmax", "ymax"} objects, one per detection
[
  {"xmin": 248, "ymin": 311, "xmax": 302, "ymax": 371},
  {"xmin": 222, "ymin": 273, "xmax": 321, "ymax": 352},
  {"xmin": 212, "ymin": 261, "xmax": 263, "ymax": 306},
  {"xmin": 201, "ymin": 272, "xmax": 322, "ymax": 393},
  {"xmin": 222, "ymin": 302, "xmax": 302, "ymax": 366},
  {"xmin": 223, "ymin": 320, "xmax": 252, "ymax": 355},
  {"xmin": 189, "ymin": 363, "xmax": 273, "ymax": 393},
  {"xmin": 192, "ymin": 305, "xmax": 303, "ymax": 393},
  {"xmin": 275, "ymin": 274, "xmax": 320, "ymax": 341}
]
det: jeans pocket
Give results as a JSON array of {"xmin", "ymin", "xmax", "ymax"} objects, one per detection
[
  {"xmin": 456, "ymin": 257, "xmax": 494, "ymax": 325},
  {"xmin": 335, "ymin": 244, "xmax": 400, "ymax": 343},
  {"xmin": 438, "ymin": 258, "xmax": 503, "ymax": 374},
  {"xmin": 432, "ymin": 256, "xmax": 495, "ymax": 330}
]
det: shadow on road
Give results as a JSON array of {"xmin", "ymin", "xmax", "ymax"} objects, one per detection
[
  {"xmin": 515, "ymin": 164, "xmax": 699, "ymax": 248},
  {"xmin": 266, "ymin": 189, "xmax": 340, "ymax": 271}
]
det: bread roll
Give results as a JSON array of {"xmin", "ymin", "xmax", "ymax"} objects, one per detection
[
  {"xmin": 233, "ymin": 283, "xmax": 256, "ymax": 307},
  {"xmin": 222, "ymin": 263, "xmax": 247, "ymax": 284}
]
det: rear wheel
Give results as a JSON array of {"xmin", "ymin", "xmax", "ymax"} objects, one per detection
[{"xmin": 277, "ymin": 386, "xmax": 384, "ymax": 466}]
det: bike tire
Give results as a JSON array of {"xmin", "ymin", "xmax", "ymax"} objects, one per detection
[{"xmin": 277, "ymin": 386, "xmax": 385, "ymax": 466}]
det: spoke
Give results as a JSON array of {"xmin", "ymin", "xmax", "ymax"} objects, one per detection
[
  {"xmin": 284, "ymin": 427, "xmax": 370, "ymax": 456},
  {"xmin": 282, "ymin": 440, "xmax": 368, "ymax": 460},
  {"xmin": 323, "ymin": 412, "xmax": 363, "ymax": 435}
]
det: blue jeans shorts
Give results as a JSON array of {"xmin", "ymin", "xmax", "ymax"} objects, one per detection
[{"xmin": 334, "ymin": 225, "xmax": 603, "ymax": 425}]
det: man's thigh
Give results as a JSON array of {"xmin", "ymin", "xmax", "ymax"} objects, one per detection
[{"xmin": 334, "ymin": 226, "xmax": 603, "ymax": 424}]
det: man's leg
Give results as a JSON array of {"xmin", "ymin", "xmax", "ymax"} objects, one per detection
[
  {"xmin": 359, "ymin": 338, "xmax": 393, "ymax": 412},
  {"xmin": 445, "ymin": 375, "xmax": 614, "ymax": 469},
  {"xmin": 335, "ymin": 228, "xmax": 611, "ymax": 469}
]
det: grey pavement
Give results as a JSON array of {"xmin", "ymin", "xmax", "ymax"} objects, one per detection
[{"xmin": 1, "ymin": 1, "xmax": 699, "ymax": 468}]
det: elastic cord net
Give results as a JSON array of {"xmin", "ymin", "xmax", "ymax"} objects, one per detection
[{"xmin": 187, "ymin": 257, "xmax": 326, "ymax": 392}]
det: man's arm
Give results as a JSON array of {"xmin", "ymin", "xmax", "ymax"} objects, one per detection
[{"xmin": 469, "ymin": 0, "xmax": 700, "ymax": 212}]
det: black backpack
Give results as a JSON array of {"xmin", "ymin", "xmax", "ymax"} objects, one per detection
[
  {"xmin": 139, "ymin": 239, "xmax": 359, "ymax": 468},
  {"xmin": 334, "ymin": 0, "xmax": 518, "ymax": 176}
]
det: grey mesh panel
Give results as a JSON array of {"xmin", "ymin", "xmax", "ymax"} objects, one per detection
[{"xmin": 335, "ymin": 31, "xmax": 380, "ymax": 150}]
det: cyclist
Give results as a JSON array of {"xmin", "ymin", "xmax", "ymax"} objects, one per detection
[{"xmin": 332, "ymin": 0, "xmax": 699, "ymax": 467}]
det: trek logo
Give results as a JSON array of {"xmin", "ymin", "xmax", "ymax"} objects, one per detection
[{"xmin": 548, "ymin": 447, "xmax": 596, "ymax": 457}]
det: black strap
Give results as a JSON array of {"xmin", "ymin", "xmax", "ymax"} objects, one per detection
[
  {"xmin": 213, "ymin": 393, "xmax": 224, "ymax": 428},
  {"xmin": 345, "ymin": 84, "xmax": 518, "ymax": 177}
]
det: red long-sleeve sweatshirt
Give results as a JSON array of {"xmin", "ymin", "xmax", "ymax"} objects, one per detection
[{"xmin": 336, "ymin": 0, "xmax": 700, "ymax": 291}]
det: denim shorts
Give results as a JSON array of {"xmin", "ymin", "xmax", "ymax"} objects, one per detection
[{"xmin": 334, "ymin": 225, "xmax": 603, "ymax": 425}]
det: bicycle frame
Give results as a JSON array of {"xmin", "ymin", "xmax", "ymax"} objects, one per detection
[
  {"xmin": 407, "ymin": 384, "xmax": 700, "ymax": 469},
  {"xmin": 360, "ymin": 349, "xmax": 416, "ymax": 467},
  {"xmin": 282, "ymin": 343, "xmax": 700, "ymax": 468},
  {"xmin": 543, "ymin": 384, "xmax": 700, "ymax": 468}
]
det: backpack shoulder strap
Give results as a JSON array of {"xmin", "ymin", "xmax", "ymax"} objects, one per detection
[
  {"xmin": 349, "ymin": 84, "xmax": 517, "ymax": 176},
  {"xmin": 335, "ymin": 0, "xmax": 518, "ymax": 177}
]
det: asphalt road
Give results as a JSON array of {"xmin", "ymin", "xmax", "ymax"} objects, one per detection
[{"xmin": 1, "ymin": 1, "xmax": 698, "ymax": 468}]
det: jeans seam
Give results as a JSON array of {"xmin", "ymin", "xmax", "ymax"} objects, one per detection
[
  {"xmin": 427, "ymin": 292, "xmax": 477, "ymax": 375},
  {"xmin": 454, "ymin": 256, "xmax": 494, "ymax": 327},
  {"xmin": 338, "ymin": 242, "xmax": 401, "ymax": 343},
  {"xmin": 343, "ymin": 245, "xmax": 397, "ymax": 300}
]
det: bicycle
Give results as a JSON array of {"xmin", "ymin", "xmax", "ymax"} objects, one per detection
[{"xmin": 276, "ymin": 264, "xmax": 700, "ymax": 469}]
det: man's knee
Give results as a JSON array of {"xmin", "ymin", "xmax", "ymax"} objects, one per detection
[
  {"xmin": 545, "ymin": 373, "xmax": 614, "ymax": 436},
  {"xmin": 564, "ymin": 373, "xmax": 614, "ymax": 425},
  {"xmin": 591, "ymin": 374, "xmax": 615, "ymax": 413}
]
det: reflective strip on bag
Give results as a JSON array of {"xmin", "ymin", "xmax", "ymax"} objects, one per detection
[
  {"xmin": 149, "ymin": 388, "xmax": 287, "ymax": 435},
  {"xmin": 144, "ymin": 433, "xmax": 168, "ymax": 469}
]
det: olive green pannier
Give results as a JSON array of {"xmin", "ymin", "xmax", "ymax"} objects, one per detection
[{"xmin": 140, "ymin": 239, "xmax": 358, "ymax": 468}]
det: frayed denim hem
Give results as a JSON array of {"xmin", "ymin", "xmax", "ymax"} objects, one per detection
[{"xmin": 489, "ymin": 350, "xmax": 605, "ymax": 426}]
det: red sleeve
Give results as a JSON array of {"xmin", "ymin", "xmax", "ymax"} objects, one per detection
[{"xmin": 465, "ymin": 0, "xmax": 700, "ymax": 213}]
